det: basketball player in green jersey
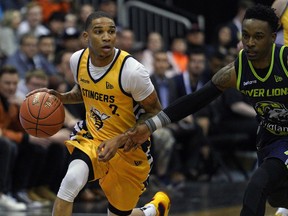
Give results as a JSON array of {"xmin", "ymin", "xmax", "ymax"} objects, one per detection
[
  {"xmin": 27, "ymin": 11, "xmax": 170, "ymax": 216},
  {"xmin": 99, "ymin": 4, "xmax": 288, "ymax": 216}
]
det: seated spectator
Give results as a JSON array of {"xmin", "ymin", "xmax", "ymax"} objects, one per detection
[
  {"xmin": 17, "ymin": 2, "xmax": 50, "ymax": 39},
  {"xmin": 64, "ymin": 13, "xmax": 77, "ymax": 29},
  {"xmin": 167, "ymin": 37, "xmax": 188, "ymax": 75},
  {"xmin": 0, "ymin": 9, "xmax": 22, "ymax": 63},
  {"xmin": 0, "ymin": 65, "xmax": 51, "ymax": 208},
  {"xmin": 5, "ymin": 33, "xmax": 57, "ymax": 80},
  {"xmin": 211, "ymin": 24, "xmax": 238, "ymax": 57},
  {"xmin": 76, "ymin": 3, "xmax": 94, "ymax": 33},
  {"xmin": 98, "ymin": 0, "xmax": 121, "ymax": 29},
  {"xmin": 36, "ymin": 0, "xmax": 71, "ymax": 25},
  {"xmin": 0, "ymin": 66, "xmax": 27, "ymax": 211},
  {"xmin": 149, "ymin": 50, "xmax": 178, "ymax": 187},
  {"xmin": 201, "ymin": 50, "xmax": 226, "ymax": 83},
  {"xmin": 116, "ymin": 27, "xmax": 143, "ymax": 59},
  {"xmin": 16, "ymin": 69, "xmax": 50, "ymax": 100},
  {"xmin": 38, "ymin": 34, "xmax": 56, "ymax": 63},
  {"xmin": 172, "ymin": 47, "xmax": 215, "ymax": 181},
  {"xmin": 141, "ymin": 32, "xmax": 164, "ymax": 74},
  {"xmin": 56, "ymin": 27, "xmax": 83, "ymax": 53},
  {"xmin": 46, "ymin": 11, "xmax": 66, "ymax": 51},
  {"xmin": 12, "ymin": 68, "xmax": 75, "ymax": 207}
]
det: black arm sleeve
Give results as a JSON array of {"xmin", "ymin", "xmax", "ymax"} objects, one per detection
[{"xmin": 163, "ymin": 80, "xmax": 222, "ymax": 123}]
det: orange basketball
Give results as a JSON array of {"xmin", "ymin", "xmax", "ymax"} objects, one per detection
[{"xmin": 19, "ymin": 92, "xmax": 65, "ymax": 138}]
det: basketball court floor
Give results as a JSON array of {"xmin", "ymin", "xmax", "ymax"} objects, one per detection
[{"xmin": 0, "ymin": 169, "xmax": 279, "ymax": 216}]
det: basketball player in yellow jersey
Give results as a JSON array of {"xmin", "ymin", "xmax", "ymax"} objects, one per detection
[
  {"xmin": 27, "ymin": 11, "xmax": 170, "ymax": 216},
  {"xmin": 272, "ymin": 0, "xmax": 288, "ymax": 45}
]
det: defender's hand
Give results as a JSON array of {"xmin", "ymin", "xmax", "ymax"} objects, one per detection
[
  {"xmin": 124, "ymin": 123, "xmax": 151, "ymax": 152},
  {"xmin": 97, "ymin": 133, "xmax": 130, "ymax": 162}
]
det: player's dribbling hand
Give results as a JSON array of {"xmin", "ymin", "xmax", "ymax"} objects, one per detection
[
  {"xmin": 123, "ymin": 123, "xmax": 151, "ymax": 152},
  {"xmin": 26, "ymin": 88, "xmax": 62, "ymax": 101},
  {"xmin": 97, "ymin": 133, "xmax": 130, "ymax": 162}
]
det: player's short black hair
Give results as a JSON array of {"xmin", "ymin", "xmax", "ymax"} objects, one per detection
[
  {"xmin": 243, "ymin": 4, "xmax": 279, "ymax": 33},
  {"xmin": 85, "ymin": 11, "xmax": 115, "ymax": 31}
]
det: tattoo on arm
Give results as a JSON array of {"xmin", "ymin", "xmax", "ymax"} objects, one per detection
[
  {"xmin": 137, "ymin": 90, "xmax": 162, "ymax": 124},
  {"xmin": 62, "ymin": 85, "xmax": 83, "ymax": 104},
  {"xmin": 212, "ymin": 62, "xmax": 235, "ymax": 90}
]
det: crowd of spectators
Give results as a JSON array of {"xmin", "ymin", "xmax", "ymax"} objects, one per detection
[{"xmin": 0, "ymin": 0, "xmax": 265, "ymax": 212}]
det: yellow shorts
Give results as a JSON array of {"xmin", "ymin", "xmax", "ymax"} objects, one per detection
[{"xmin": 65, "ymin": 125, "xmax": 152, "ymax": 211}]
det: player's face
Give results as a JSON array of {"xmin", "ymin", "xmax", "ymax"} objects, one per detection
[
  {"xmin": 0, "ymin": 73, "xmax": 19, "ymax": 98},
  {"xmin": 84, "ymin": 17, "xmax": 116, "ymax": 63},
  {"xmin": 241, "ymin": 19, "xmax": 276, "ymax": 62}
]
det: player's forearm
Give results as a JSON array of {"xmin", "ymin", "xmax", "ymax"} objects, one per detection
[
  {"xmin": 145, "ymin": 81, "xmax": 222, "ymax": 133},
  {"xmin": 60, "ymin": 84, "xmax": 83, "ymax": 104},
  {"xmin": 137, "ymin": 90, "xmax": 162, "ymax": 124}
]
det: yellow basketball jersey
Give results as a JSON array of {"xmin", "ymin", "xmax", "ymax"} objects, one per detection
[
  {"xmin": 77, "ymin": 48, "xmax": 138, "ymax": 141},
  {"xmin": 66, "ymin": 48, "xmax": 152, "ymax": 211},
  {"xmin": 281, "ymin": 8, "xmax": 288, "ymax": 45}
]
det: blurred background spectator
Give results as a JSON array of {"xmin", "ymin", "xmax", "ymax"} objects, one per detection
[
  {"xmin": 35, "ymin": 0, "xmax": 71, "ymax": 25},
  {"xmin": 140, "ymin": 32, "xmax": 164, "ymax": 74},
  {"xmin": 0, "ymin": 9, "xmax": 22, "ymax": 65},
  {"xmin": 17, "ymin": 2, "xmax": 50, "ymax": 38},
  {"xmin": 5, "ymin": 33, "xmax": 57, "ymax": 80}
]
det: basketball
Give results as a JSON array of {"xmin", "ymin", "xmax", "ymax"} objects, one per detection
[{"xmin": 19, "ymin": 92, "xmax": 65, "ymax": 138}]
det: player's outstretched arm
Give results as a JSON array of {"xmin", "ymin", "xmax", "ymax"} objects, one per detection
[{"xmin": 123, "ymin": 62, "xmax": 236, "ymax": 150}]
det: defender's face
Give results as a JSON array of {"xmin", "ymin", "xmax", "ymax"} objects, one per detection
[
  {"xmin": 84, "ymin": 17, "xmax": 116, "ymax": 59},
  {"xmin": 241, "ymin": 19, "xmax": 276, "ymax": 61}
]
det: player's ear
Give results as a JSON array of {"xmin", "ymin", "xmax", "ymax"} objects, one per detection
[
  {"xmin": 81, "ymin": 31, "xmax": 89, "ymax": 46},
  {"xmin": 82, "ymin": 31, "xmax": 88, "ymax": 41}
]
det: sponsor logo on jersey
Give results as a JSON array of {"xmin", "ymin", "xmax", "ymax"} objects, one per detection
[
  {"xmin": 106, "ymin": 82, "xmax": 114, "ymax": 89},
  {"xmin": 243, "ymin": 80, "xmax": 257, "ymax": 86},
  {"xmin": 274, "ymin": 75, "xmax": 283, "ymax": 82},
  {"xmin": 80, "ymin": 78, "xmax": 90, "ymax": 84}
]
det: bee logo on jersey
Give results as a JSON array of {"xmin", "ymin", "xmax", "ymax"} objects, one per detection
[{"xmin": 90, "ymin": 107, "xmax": 110, "ymax": 130}]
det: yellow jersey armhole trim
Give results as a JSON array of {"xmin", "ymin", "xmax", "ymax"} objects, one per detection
[{"xmin": 236, "ymin": 49, "xmax": 243, "ymax": 90}]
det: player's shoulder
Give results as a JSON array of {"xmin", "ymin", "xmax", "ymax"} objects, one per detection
[
  {"xmin": 71, "ymin": 49, "xmax": 86, "ymax": 62},
  {"xmin": 120, "ymin": 51, "xmax": 144, "ymax": 70},
  {"xmin": 123, "ymin": 56, "xmax": 148, "ymax": 77}
]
